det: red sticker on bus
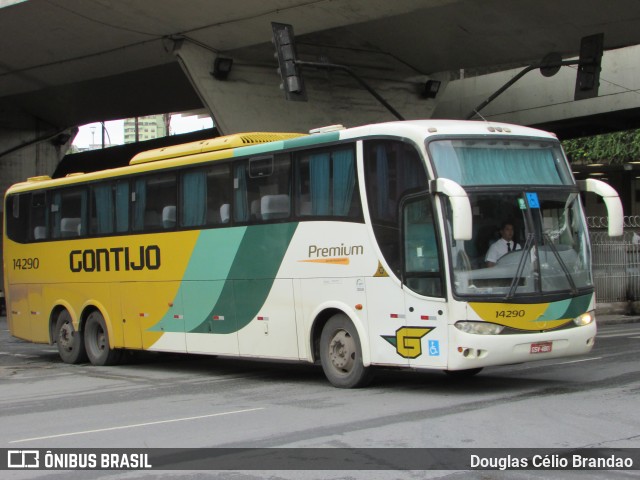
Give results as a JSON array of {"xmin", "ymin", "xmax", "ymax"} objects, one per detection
[{"xmin": 530, "ymin": 342, "xmax": 552, "ymax": 354}]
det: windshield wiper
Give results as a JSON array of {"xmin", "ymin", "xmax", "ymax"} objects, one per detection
[
  {"xmin": 542, "ymin": 233, "xmax": 578, "ymax": 295},
  {"xmin": 506, "ymin": 233, "xmax": 535, "ymax": 300}
]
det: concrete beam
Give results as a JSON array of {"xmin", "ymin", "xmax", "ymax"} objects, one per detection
[
  {"xmin": 172, "ymin": 39, "xmax": 441, "ymax": 134},
  {"xmin": 434, "ymin": 45, "xmax": 640, "ymax": 133}
]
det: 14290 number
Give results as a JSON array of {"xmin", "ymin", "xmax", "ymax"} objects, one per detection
[
  {"xmin": 496, "ymin": 309, "xmax": 525, "ymax": 318},
  {"xmin": 13, "ymin": 257, "xmax": 40, "ymax": 270}
]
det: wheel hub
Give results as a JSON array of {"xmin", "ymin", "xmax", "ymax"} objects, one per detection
[
  {"xmin": 329, "ymin": 330, "xmax": 355, "ymax": 372},
  {"xmin": 58, "ymin": 322, "xmax": 74, "ymax": 350}
]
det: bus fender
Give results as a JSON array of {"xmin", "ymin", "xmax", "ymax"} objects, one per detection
[
  {"xmin": 49, "ymin": 300, "xmax": 79, "ymax": 343},
  {"xmin": 308, "ymin": 301, "xmax": 371, "ymax": 367}
]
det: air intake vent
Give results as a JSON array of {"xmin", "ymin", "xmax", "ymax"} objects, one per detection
[{"xmin": 130, "ymin": 132, "xmax": 306, "ymax": 165}]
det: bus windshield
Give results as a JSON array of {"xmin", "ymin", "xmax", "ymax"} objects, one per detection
[
  {"xmin": 427, "ymin": 137, "xmax": 590, "ymax": 299},
  {"xmin": 445, "ymin": 190, "xmax": 592, "ymax": 298},
  {"xmin": 429, "ymin": 138, "xmax": 573, "ymax": 186}
]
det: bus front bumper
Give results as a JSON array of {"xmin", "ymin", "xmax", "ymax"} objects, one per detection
[{"xmin": 446, "ymin": 321, "xmax": 597, "ymax": 371}]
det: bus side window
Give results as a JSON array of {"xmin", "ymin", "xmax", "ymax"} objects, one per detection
[
  {"xmin": 294, "ymin": 145, "xmax": 361, "ymax": 219},
  {"xmin": 180, "ymin": 163, "xmax": 231, "ymax": 228},
  {"xmin": 115, "ymin": 181, "xmax": 129, "ymax": 233},
  {"xmin": 5, "ymin": 193, "xmax": 30, "ymax": 243},
  {"xmin": 30, "ymin": 192, "xmax": 48, "ymax": 241},
  {"xmin": 363, "ymin": 140, "xmax": 428, "ymax": 277},
  {"xmin": 90, "ymin": 183, "xmax": 115, "ymax": 235},
  {"xmin": 235, "ymin": 154, "xmax": 291, "ymax": 223},
  {"xmin": 132, "ymin": 173, "xmax": 176, "ymax": 232},
  {"xmin": 403, "ymin": 195, "xmax": 443, "ymax": 297},
  {"xmin": 51, "ymin": 187, "xmax": 87, "ymax": 239}
]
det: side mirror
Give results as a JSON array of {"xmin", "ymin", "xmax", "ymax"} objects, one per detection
[
  {"xmin": 430, "ymin": 178, "xmax": 472, "ymax": 240},
  {"xmin": 577, "ymin": 178, "xmax": 623, "ymax": 236}
]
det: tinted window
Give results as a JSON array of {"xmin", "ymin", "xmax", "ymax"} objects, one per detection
[
  {"xmin": 30, "ymin": 193, "xmax": 48, "ymax": 241},
  {"xmin": 5, "ymin": 194, "xmax": 30, "ymax": 243},
  {"xmin": 181, "ymin": 163, "xmax": 231, "ymax": 227},
  {"xmin": 89, "ymin": 181, "xmax": 130, "ymax": 235},
  {"xmin": 51, "ymin": 188, "xmax": 87, "ymax": 239},
  {"xmin": 403, "ymin": 195, "xmax": 443, "ymax": 297},
  {"xmin": 234, "ymin": 154, "xmax": 291, "ymax": 223},
  {"xmin": 132, "ymin": 173, "xmax": 177, "ymax": 231},
  {"xmin": 294, "ymin": 145, "xmax": 361, "ymax": 219},
  {"xmin": 364, "ymin": 140, "xmax": 428, "ymax": 276}
]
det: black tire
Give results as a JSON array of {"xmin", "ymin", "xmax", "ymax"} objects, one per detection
[
  {"xmin": 55, "ymin": 310, "xmax": 87, "ymax": 364},
  {"xmin": 84, "ymin": 310, "xmax": 122, "ymax": 366},
  {"xmin": 444, "ymin": 367, "xmax": 483, "ymax": 378},
  {"xmin": 320, "ymin": 314, "xmax": 373, "ymax": 388}
]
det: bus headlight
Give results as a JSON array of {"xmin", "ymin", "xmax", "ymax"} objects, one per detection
[
  {"xmin": 573, "ymin": 311, "xmax": 594, "ymax": 326},
  {"xmin": 455, "ymin": 321, "xmax": 505, "ymax": 335}
]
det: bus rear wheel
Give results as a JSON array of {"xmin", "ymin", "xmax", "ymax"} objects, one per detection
[
  {"xmin": 55, "ymin": 310, "xmax": 87, "ymax": 364},
  {"xmin": 320, "ymin": 314, "xmax": 373, "ymax": 388},
  {"xmin": 84, "ymin": 311, "xmax": 122, "ymax": 366}
]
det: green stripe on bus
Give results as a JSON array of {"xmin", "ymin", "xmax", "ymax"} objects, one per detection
[
  {"xmin": 193, "ymin": 222, "xmax": 298, "ymax": 334},
  {"xmin": 150, "ymin": 223, "xmax": 298, "ymax": 335},
  {"xmin": 149, "ymin": 227, "xmax": 246, "ymax": 333}
]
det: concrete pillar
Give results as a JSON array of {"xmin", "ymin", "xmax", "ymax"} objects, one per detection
[
  {"xmin": 0, "ymin": 110, "xmax": 74, "ymax": 293},
  {"xmin": 0, "ymin": 110, "xmax": 75, "ymax": 204},
  {"xmin": 172, "ymin": 39, "xmax": 442, "ymax": 134}
]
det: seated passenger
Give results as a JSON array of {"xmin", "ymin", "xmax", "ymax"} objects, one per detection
[{"xmin": 485, "ymin": 221, "xmax": 521, "ymax": 267}]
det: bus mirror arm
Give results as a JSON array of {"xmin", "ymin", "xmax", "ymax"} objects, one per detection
[
  {"xmin": 429, "ymin": 179, "xmax": 473, "ymax": 241},
  {"xmin": 577, "ymin": 179, "xmax": 624, "ymax": 237}
]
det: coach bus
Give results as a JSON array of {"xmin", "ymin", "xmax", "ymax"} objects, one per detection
[{"xmin": 3, "ymin": 120, "xmax": 623, "ymax": 387}]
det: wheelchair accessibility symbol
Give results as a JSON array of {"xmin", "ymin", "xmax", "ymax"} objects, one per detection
[{"xmin": 428, "ymin": 340, "xmax": 440, "ymax": 356}]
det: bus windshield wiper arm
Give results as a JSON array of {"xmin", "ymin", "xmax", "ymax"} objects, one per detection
[
  {"xmin": 506, "ymin": 234, "xmax": 534, "ymax": 300},
  {"xmin": 543, "ymin": 233, "xmax": 578, "ymax": 295}
]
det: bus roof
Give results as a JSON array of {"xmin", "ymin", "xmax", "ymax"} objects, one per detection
[
  {"xmin": 130, "ymin": 132, "xmax": 306, "ymax": 165},
  {"xmin": 6, "ymin": 120, "xmax": 558, "ymax": 194}
]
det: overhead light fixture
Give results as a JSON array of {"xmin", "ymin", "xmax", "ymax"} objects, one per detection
[
  {"xmin": 423, "ymin": 80, "xmax": 441, "ymax": 99},
  {"xmin": 212, "ymin": 57, "xmax": 233, "ymax": 80}
]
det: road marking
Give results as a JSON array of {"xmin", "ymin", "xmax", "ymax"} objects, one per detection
[
  {"xmin": 597, "ymin": 332, "xmax": 640, "ymax": 338},
  {"xmin": 548, "ymin": 357, "xmax": 602, "ymax": 366},
  {"xmin": 9, "ymin": 407, "xmax": 265, "ymax": 444}
]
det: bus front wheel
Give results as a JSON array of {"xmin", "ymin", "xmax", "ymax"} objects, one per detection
[
  {"xmin": 320, "ymin": 314, "xmax": 373, "ymax": 388},
  {"xmin": 55, "ymin": 310, "xmax": 87, "ymax": 364},
  {"xmin": 84, "ymin": 311, "xmax": 122, "ymax": 366}
]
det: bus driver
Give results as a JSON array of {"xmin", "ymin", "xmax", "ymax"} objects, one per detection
[{"xmin": 485, "ymin": 221, "xmax": 521, "ymax": 267}]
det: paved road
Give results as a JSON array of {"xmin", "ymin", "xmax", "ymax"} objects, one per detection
[{"xmin": 1, "ymin": 316, "xmax": 639, "ymax": 479}]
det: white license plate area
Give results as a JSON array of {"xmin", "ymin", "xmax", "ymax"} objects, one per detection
[{"xmin": 530, "ymin": 341, "xmax": 553, "ymax": 354}]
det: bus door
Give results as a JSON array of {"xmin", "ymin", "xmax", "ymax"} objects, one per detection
[{"xmin": 401, "ymin": 194, "xmax": 448, "ymax": 369}]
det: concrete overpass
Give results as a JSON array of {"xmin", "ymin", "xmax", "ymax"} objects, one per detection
[
  {"xmin": 2, "ymin": 0, "xmax": 640, "ymax": 191},
  {"xmin": 434, "ymin": 45, "xmax": 640, "ymax": 138}
]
